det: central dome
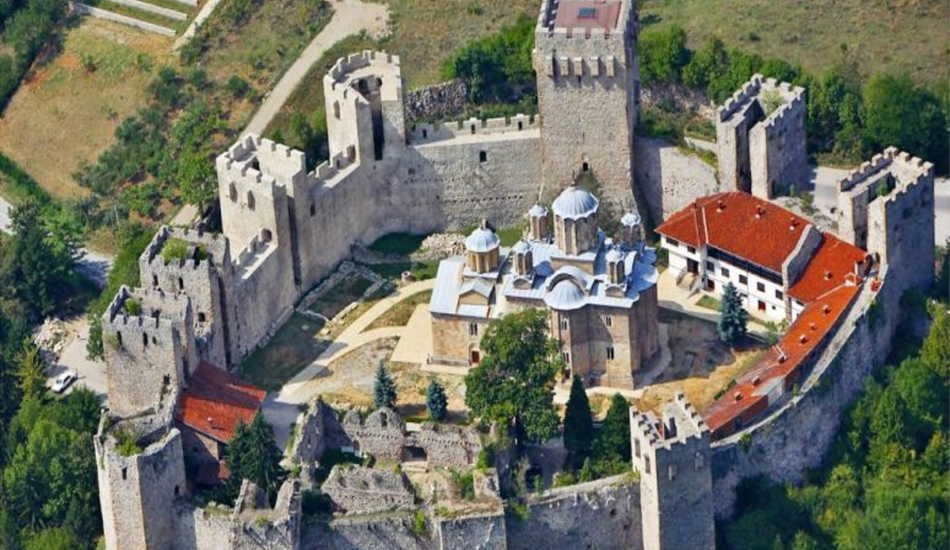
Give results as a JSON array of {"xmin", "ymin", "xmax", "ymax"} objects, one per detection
[
  {"xmin": 552, "ymin": 186, "xmax": 599, "ymax": 220},
  {"xmin": 465, "ymin": 226, "xmax": 500, "ymax": 253}
]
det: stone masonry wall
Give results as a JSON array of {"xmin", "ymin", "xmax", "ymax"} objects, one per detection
[
  {"xmin": 404, "ymin": 79, "xmax": 469, "ymax": 123},
  {"xmin": 634, "ymin": 137, "xmax": 720, "ymax": 227}
]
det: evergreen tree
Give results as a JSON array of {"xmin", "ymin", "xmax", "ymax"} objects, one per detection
[
  {"xmin": 594, "ymin": 393, "xmax": 631, "ymax": 462},
  {"xmin": 224, "ymin": 413, "xmax": 285, "ymax": 503},
  {"xmin": 563, "ymin": 375, "xmax": 594, "ymax": 467},
  {"xmin": 718, "ymin": 282, "xmax": 748, "ymax": 346},
  {"xmin": 425, "ymin": 380, "xmax": 447, "ymax": 421},
  {"xmin": 373, "ymin": 363, "xmax": 397, "ymax": 410}
]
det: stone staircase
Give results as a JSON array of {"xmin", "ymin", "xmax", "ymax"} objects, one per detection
[{"xmin": 73, "ymin": 0, "xmax": 197, "ymax": 37}]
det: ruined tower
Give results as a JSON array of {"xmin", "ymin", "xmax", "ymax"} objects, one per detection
[
  {"xmin": 533, "ymin": 0, "xmax": 640, "ymax": 207},
  {"xmin": 631, "ymin": 393, "xmax": 715, "ymax": 550}
]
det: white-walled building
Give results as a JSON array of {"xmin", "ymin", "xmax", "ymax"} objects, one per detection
[{"xmin": 656, "ymin": 192, "xmax": 868, "ymax": 323}]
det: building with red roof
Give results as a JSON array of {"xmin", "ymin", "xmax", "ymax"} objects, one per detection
[
  {"xmin": 174, "ymin": 362, "xmax": 266, "ymax": 485},
  {"xmin": 656, "ymin": 192, "xmax": 869, "ymax": 323}
]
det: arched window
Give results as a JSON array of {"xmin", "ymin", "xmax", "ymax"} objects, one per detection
[
  {"xmin": 582, "ymin": 161, "xmax": 590, "ymax": 172},
  {"xmin": 310, "ymin": 202, "xmax": 316, "ymax": 216},
  {"xmin": 142, "ymin": 333, "xmax": 148, "ymax": 347},
  {"xmin": 152, "ymin": 274, "xmax": 159, "ymax": 286},
  {"xmin": 229, "ymin": 182, "xmax": 237, "ymax": 202},
  {"xmin": 261, "ymin": 229, "xmax": 272, "ymax": 243},
  {"xmin": 333, "ymin": 100, "xmax": 340, "ymax": 119},
  {"xmin": 178, "ymin": 277, "xmax": 184, "ymax": 290},
  {"xmin": 246, "ymin": 191, "xmax": 255, "ymax": 210},
  {"xmin": 479, "ymin": 151, "xmax": 487, "ymax": 163},
  {"xmin": 197, "ymin": 312, "xmax": 206, "ymax": 323}
]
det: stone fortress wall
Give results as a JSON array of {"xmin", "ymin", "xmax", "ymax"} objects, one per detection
[{"xmin": 716, "ymin": 74, "xmax": 807, "ymax": 199}]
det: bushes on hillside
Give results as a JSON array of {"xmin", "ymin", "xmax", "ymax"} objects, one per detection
[
  {"xmin": 443, "ymin": 15, "xmax": 535, "ymax": 103},
  {"xmin": 0, "ymin": 0, "xmax": 68, "ymax": 107},
  {"xmin": 638, "ymin": 25, "xmax": 948, "ymax": 172}
]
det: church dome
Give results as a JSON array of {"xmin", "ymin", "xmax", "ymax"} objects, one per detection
[
  {"xmin": 544, "ymin": 278, "xmax": 587, "ymax": 311},
  {"xmin": 605, "ymin": 247, "xmax": 624, "ymax": 263},
  {"xmin": 512, "ymin": 240, "xmax": 530, "ymax": 254},
  {"xmin": 465, "ymin": 225, "xmax": 500, "ymax": 253},
  {"xmin": 621, "ymin": 212, "xmax": 641, "ymax": 227},
  {"xmin": 529, "ymin": 204, "xmax": 549, "ymax": 218},
  {"xmin": 552, "ymin": 186, "xmax": 599, "ymax": 220}
]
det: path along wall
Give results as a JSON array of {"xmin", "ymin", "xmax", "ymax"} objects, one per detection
[{"xmin": 709, "ymin": 268, "xmax": 903, "ymax": 518}]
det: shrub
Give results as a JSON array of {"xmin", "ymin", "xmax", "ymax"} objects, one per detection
[
  {"xmin": 410, "ymin": 509, "xmax": 428, "ymax": 537},
  {"xmin": 162, "ymin": 238, "xmax": 189, "ymax": 264},
  {"xmin": 227, "ymin": 75, "xmax": 251, "ymax": 98},
  {"xmin": 476, "ymin": 443, "xmax": 495, "ymax": 470},
  {"xmin": 123, "ymin": 298, "xmax": 141, "ymax": 315}
]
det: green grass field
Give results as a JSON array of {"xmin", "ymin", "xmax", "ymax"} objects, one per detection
[{"xmin": 639, "ymin": 0, "xmax": 948, "ymax": 85}]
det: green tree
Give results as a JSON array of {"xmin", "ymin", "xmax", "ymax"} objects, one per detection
[
  {"xmin": 718, "ymin": 282, "xmax": 748, "ymax": 346},
  {"xmin": 425, "ymin": 379, "xmax": 448, "ymax": 422},
  {"xmin": 464, "ymin": 309, "xmax": 562, "ymax": 444},
  {"xmin": 177, "ymin": 151, "xmax": 217, "ymax": 211},
  {"xmin": 862, "ymin": 74, "xmax": 948, "ymax": 173},
  {"xmin": 373, "ymin": 364, "xmax": 397, "ymax": 410},
  {"xmin": 639, "ymin": 25, "xmax": 689, "ymax": 84},
  {"xmin": 594, "ymin": 393, "xmax": 631, "ymax": 462},
  {"xmin": 919, "ymin": 305, "xmax": 949, "ymax": 377},
  {"xmin": 22, "ymin": 527, "xmax": 79, "ymax": 550},
  {"xmin": 563, "ymin": 374, "xmax": 594, "ymax": 467},
  {"xmin": 224, "ymin": 413, "xmax": 286, "ymax": 503},
  {"xmin": 14, "ymin": 342, "xmax": 46, "ymax": 399}
]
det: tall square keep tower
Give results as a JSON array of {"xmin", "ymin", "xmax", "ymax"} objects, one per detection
[{"xmin": 533, "ymin": 0, "xmax": 640, "ymax": 206}]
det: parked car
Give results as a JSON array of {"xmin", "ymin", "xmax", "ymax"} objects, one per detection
[{"xmin": 51, "ymin": 371, "xmax": 77, "ymax": 393}]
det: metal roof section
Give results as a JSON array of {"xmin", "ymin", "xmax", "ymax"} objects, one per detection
[
  {"xmin": 459, "ymin": 278, "xmax": 494, "ymax": 298},
  {"xmin": 551, "ymin": 185, "xmax": 599, "ymax": 220},
  {"xmin": 529, "ymin": 204, "xmax": 549, "ymax": 218},
  {"xmin": 544, "ymin": 278, "xmax": 588, "ymax": 310}
]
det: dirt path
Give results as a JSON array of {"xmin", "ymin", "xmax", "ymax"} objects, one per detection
[{"xmin": 242, "ymin": 0, "xmax": 389, "ymax": 137}]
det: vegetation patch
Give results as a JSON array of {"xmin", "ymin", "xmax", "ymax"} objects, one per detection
[
  {"xmin": 364, "ymin": 290, "xmax": 432, "ymax": 331},
  {"xmin": 238, "ymin": 314, "xmax": 330, "ymax": 391}
]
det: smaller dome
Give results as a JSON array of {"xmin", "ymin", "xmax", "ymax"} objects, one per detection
[
  {"xmin": 605, "ymin": 248, "xmax": 624, "ymax": 263},
  {"xmin": 512, "ymin": 240, "xmax": 530, "ymax": 254},
  {"xmin": 529, "ymin": 204, "xmax": 548, "ymax": 218},
  {"xmin": 552, "ymin": 186, "xmax": 599, "ymax": 220},
  {"xmin": 465, "ymin": 226, "xmax": 500, "ymax": 253},
  {"xmin": 544, "ymin": 278, "xmax": 587, "ymax": 311},
  {"xmin": 621, "ymin": 212, "xmax": 641, "ymax": 227}
]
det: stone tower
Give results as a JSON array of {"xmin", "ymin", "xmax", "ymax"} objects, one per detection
[
  {"xmin": 533, "ymin": 0, "xmax": 640, "ymax": 206},
  {"xmin": 102, "ymin": 286, "xmax": 197, "ymax": 417},
  {"xmin": 631, "ymin": 393, "xmax": 715, "ymax": 550}
]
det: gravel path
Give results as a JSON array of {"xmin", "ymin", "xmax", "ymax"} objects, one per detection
[{"xmin": 242, "ymin": 0, "xmax": 389, "ymax": 137}]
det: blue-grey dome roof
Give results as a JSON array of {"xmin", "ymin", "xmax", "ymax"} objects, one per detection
[
  {"xmin": 465, "ymin": 226, "xmax": 500, "ymax": 253},
  {"xmin": 543, "ymin": 278, "xmax": 586, "ymax": 310},
  {"xmin": 552, "ymin": 186, "xmax": 598, "ymax": 220},
  {"xmin": 529, "ymin": 204, "xmax": 548, "ymax": 218},
  {"xmin": 512, "ymin": 240, "xmax": 530, "ymax": 254},
  {"xmin": 621, "ymin": 212, "xmax": 641, "ymax": 227}
]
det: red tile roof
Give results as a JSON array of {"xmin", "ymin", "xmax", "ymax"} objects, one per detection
[
  {"xmin": 176, "ymin": 362, "xmax": 266, "ymax": 443},
  {"xmin": 788, "ymin": 234, "xmax": 867, "ymax": 302},
  {"xmin": 656, "ymin": 192, "xmax": 811, "ymax": 273},
  {"xmin": 704, "ymin": 282, "xmax": 863, "ymax": 438}
]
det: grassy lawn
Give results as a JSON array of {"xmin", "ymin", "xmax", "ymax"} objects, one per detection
[
  {"xmin": 0, "ymin": 19, "xmax": 173, "ymax": 199},
  {"xmin": 364, "ymin": 289, "xmax": 432, "ymax": 331},
  {"xmin": 237, "ymin": 313, "xmax": 330, "ymax": 391},
  {"xmin": 369, "ymin": 232, "xmax": 427, "ymax": 255},
  {"xmin": 365, "ymin": 260, "xmax": 439, "ymax": 282},
  {"xmin": 309, "ymin": 276, "xmax": 374, "ymax": 319},
  {"xmin": 696, "ymin": 295, "xmax": 721, "ymax": 311},
  {"xmin": 639, "ymin": 0, "xmax": 948, "ymax": 85}
]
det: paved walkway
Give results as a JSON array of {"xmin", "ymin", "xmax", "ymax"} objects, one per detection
[
  {"xmin": 657, "ymin": 269, "xmax": 770, "ymax": 338},
  {"xmin": 242, "ymin": 0, "xmax": 389, "ymax": 137},
  {"xmin": 173, "ymin": 0, "xmax": 224, "ymax": 49}
]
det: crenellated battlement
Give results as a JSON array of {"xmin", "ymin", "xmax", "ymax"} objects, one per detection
[
  {"xmin": 631, "ymin": 393, "xmax": 709, "ymax": 451},
  {"xmin": 105, "ymin": 286, "xmax": 191, "ymax": 330},
  {"xmin": 536, "ymin": 0, "xmax": 634, "ymax": 38},
  {"xmin": 838, "ymin": 147, "xmax": 934, "ymax": 194},
  {"xmin": 408, "ymin": 114, "xmax": 539, "ymax": 143},
  {"xmin": 143, "ymin": 226, "xmax": 229, "ymax": 270},
  {"xmin": 717, "ymin": 74, "xmax": 764, "ymax": 122},
  {"xmin": 326, "ymin": 50, "xmax": 401, "ymax": 89}
]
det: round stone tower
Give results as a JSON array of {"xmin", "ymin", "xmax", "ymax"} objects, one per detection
[
  {"xmin": 465, "ymin": 221, "xmax": 501, "ymax": 273},
  {"xmin": 552, "ymin": 185, "xmax": 599, "ymax": 255}
]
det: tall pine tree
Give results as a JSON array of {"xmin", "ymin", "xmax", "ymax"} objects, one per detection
[
  {"xmin": 224, "ymin": 413, "xmax": 285, "ymax": 503},
  {"xmin": 426, "ymin": 380, "xmax": 447, "ymax": 421},
  {"xmin": 374, "ymin": 363, "xmax": 397, "ymax": 410},
  {"xmin": 563, "ymin": 374, "xmax": 594, "ymax": 468},
  {"xmin": 593, "ymin": 393, "xmax": 631, "ymax": 462},
  {"xmin": 718, "ymin": 282, "xmax": 748, "ymax": 346}
]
